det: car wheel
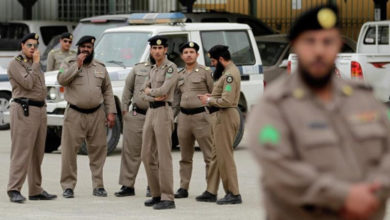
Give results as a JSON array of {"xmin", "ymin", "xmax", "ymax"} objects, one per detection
[
  {"xmin": 79, "ymin": 115, "xmax": 121, "ymax": 155},
  {"xmin": 233, "ymin": 107, "xmax": 244, "ymax": 149},
  {"xmin": 0, "ymin": 92, "xmax": 11, "ymax": 130}
]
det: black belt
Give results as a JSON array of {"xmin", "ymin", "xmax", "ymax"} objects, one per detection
[
  {"xmin": 13, "ymin": 98, "xmax": 45, "ymax": 107},
  {"xmin": 180, "ymin": 107, "xmax": 205, "ymax": 115},
  {"xmin": 133, "ymin": 105, "xmax": 147, "ymax": 115},
  {"xmin": 69, "ymin": 104, "xmax": 101, "ymax": 114},
  {"xmin": 149, "ymin": 101, "xmax": 171, "ymax": 109},
  {"xmin": 207, "ymin": 106, "xmax": 220, "ymax": 114}
]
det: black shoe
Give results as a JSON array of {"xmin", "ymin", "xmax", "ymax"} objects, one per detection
[
  {"xmin": 93, "ymin": 188, "xmax": 107, "ymax": 197},
  {"xmin": 7, "ymin": 190, "xmax": 26, "ymax": 203},
  {"xmin": 29, "ymin": 190, "xmax": 57, "ymax": 200},
  {"xmin": 216, "ymin": 193, "xmax": 242, "ymax": 205},
  {"xmin": 63, "ymin": 188, "xmax": 74, "ymax": 198},
  {"xmin": 174, "ymin": 188, "xmax": 188, "ymax": 198},
  {"xmin": 196, "ymin": 191, "xmax": 217, "ymax": 202},
  {"xmin": 153, "ymin": 200, "xmax": 176, "ymax": 210},
  {"xmin": 114, "ymin": 186, "xmax": 135, "ymax": 197},
  {"xmin": 144, "ymin": 197, "xmax": 161, "ymax": 207},
  {"xmin": 146, "ymin": 186, "xmax": 151, "ymax": 197}
]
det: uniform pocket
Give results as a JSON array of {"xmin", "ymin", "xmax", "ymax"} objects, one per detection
[
  {"xmin": 94, "ymin": 71, "xmax": 105, "ymax": 87},
  {"xmin": 135, "ymin": 74, "xmax": 147, "ymax": 86}
]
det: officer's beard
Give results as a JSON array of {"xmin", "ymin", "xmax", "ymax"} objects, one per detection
[
  {"xmin": 299, "ymin": 63, "xmax": 334, "ymax": 90},
  {"xmin": 77, "ymin": 49, "xmax": 94, "ymax": 65},
  {"xmin": 213, "ymin": 61, "xmax": 224, "ymax": 81}
]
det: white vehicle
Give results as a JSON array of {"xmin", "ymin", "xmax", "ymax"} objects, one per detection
[
  {"xmin": 39, "ymin": 13, "xmax": 264, "ymax": 154},
  {"xmin": 288, "ymin": 20, "xmax": 390, "ymax": 103}
]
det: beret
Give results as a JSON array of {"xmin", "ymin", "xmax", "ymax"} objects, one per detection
[{"xmin": 76, "ymin": 35, "xmax": 96, "ymax": 46}]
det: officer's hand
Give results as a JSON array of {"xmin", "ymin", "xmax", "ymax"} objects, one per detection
[
  {"xmin": 33, "ymin": 50, "xmax": 40, "ymax": 63},
  {"xmin": 77, "ymin": 53, "xmax": 87, "ymax": 68},
  {"xmin": 122, "ymin": 111, "xmax": 127, "ymax": 116},
  {"xmin": 342, "ymin": 183, "xmax": 381, "ymax": 219},
  {"xmin": 144, "ymin": 87, "xmax": 151, "ymax": 95},
  {"xmin": 154, "ymin": 95, "xmax": 167, "ymax": 101},
  {"xmin": 197, "ymin": 94, "xmax": 209, "ymax": 105},
  {"xmin": 106, "ymin": 113, "xmax": 116, "ymax": 128}
]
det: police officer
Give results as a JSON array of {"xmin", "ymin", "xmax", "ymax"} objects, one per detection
[
  {"xmin": 141, "ymin": 35, "xmax": 178, "ymax": 210},
  {"xmin": 115, "ymin": 57, "xmax": 153, "ymax": 197},
  {"xmin": 247, "ymin": 5, "xmax": 390, "ymax": 220},
  {"xmin": 198, "ymin": 45, "xmax": 242, "ymax": 205},
  {"xmin": 58, "ymin": 35, "xmax": 116, "ymax": 198},
  {"xmin": 46, "ymin": 32, "xmax": 76, "ymax": 71},
  {"xmin": 173, "ymin": 41, "xmax": 214, "ymax": 199},
  {"xmin": 7, "ymin": 33, "xmax": 57, "ymax": 203}
]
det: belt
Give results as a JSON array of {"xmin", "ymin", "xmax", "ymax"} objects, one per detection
[
  {"xmin": 149, "ymin": 101, "xmax": 172, "ymax": 109},
  {"xmin": 207, "ymin": 106, "xmax": 220, "ymax": 114},
  {"xmin": 69, "ymin": 104, "xmax": 101, "ymax": 114},
  {"xmin": 13, "ymin": 98, "xmax": 45, "ymax": 107},
  {"xmin": 180, "ymin": 107, "xmax": 205, "ymax": 115},
  {"xmin": 134, "ymin": 107, "xmax": 147, "ymax": 115}
]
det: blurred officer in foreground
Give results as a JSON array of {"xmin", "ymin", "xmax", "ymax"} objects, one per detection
[
  {"xmin": 247, "ymin": 5, "xmax": 390, "ymax": 220},
  {"xmin": 115, "ymin": 56, "xmax": 153, "ymax": 197},
  {"xmin": 46, "ymin": 32, "xmax": 76, "ymax": 71},
  {"xmin": 58, "ymin": 35, "xmax": 116, "ymax": 199},
  {"xmin": 7, "ymin": 33, "xmax": 57, "ymax": 203},
  {"xmin": 141, "ymin": 35, "xmax": 178, "ymax": 210},
  {"xmin": 198, "ymin": 45, "xmax": 242, "ymax": 205},
  {"xmin": 173, "ymin": 41, "xmax": 214, "ymax": 199}
]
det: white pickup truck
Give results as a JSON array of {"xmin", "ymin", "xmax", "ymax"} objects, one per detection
[
  {"xmin": 34, "ymin": 15, "xmax": 264, "ymax": 154},
  {"xmin": 288, "ymin": 20, "xmax": 390, "ymax": 103}
]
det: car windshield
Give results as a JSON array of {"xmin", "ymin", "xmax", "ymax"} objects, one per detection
[
  {"xmin": 71, "ymin": 22, "xmax": 127, "ymax": 47},
  {"xmin": 94, "ymin": 32, "xmax": 152, "ymax": 67},
  {"xmin": 257, "ymin": 41, "xmax": 288, "ymax": 66}
]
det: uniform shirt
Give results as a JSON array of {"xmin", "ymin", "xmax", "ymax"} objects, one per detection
[
  {"xmin": 143, "ymin": 58, "xmax": 178, "ymax": 103},
  {"xmin": 121, "ymin": 62, "xmax": 151, "ymax": 111},
  {"xmin": 208, "ymin": 62, "xmax": 240, "ymax": 108},
  {"xmin": 46, "ymin": 48, "xmax": 76, "ymax": 71},
  {"xmin": 247, "ymin": 73, "xmax": 390, "ymax": 220},
  {"xmin": 57, "ymin": 57, "xmax": 116, "ymax": 114},
  {"xmin": 7, "ymin": 53, "xmax": 46, "ymax": 101},
  {"xmin": 176, "ymin": 63, "xmax": 213, "ymax": 109}
]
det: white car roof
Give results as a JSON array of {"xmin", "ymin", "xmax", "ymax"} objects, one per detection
[{"xmin": 103, "ymin": 23, "xmax": 251, "ymax": 34}]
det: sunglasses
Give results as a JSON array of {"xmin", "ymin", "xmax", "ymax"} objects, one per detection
[
  {"xmin": 25, "ymin": 43, "xmax": 39, "ymax": 48},
  {"xmin": 63, "ymin": 40, "xmax": 72, "ymax": 44}
]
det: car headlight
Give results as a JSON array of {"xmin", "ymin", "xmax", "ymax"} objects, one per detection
[
  {"xmin": 48, "ymin": 87, "xmax": 57, "ymax": 100},
  {"xmin": 46, "ymin": 86, "xmax": 65, "ymax": 102}
]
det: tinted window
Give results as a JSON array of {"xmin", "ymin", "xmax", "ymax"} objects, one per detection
[
  {"xmin": 40, "ymin": 26, "xmax": 68, "ymax": 45},
  {"xmin": 364, "ymin": 26, "xmax": 376, "ymax": 44},
  {"xmin": 201, "ymin": 30, "xmax": 255, "ymax": 66},
  {"xmin": 236, "ymin": 17, "xmax": 274, "ymax": 35},
  {"xmin": 379, "ymin": 25, "xmax": 389, "ymax": 45},
  {"xmin": 162, "ymin": 34, "xmax": 188, "ymax": 68},
  {"xmin": 0, "ymin": 23, "xmax": 29, "ymax": 51},
  {"xmin": 257, "ymin": 41, "xmax": 288, "ymax": 66}
]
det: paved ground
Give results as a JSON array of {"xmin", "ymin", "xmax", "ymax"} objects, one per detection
[{"xmin": 0, "ymin": 130, "xmax": 266, "ymax": 220}]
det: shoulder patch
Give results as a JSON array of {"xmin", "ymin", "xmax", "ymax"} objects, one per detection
[
  {"xmin": 226, "ymin": 75, "xmax": 233, "ymax": 83},
  {"xmin": 15, "ymin": 55, "xmax": 23, "ymax": 62},
  {"xmin": 258, "ymin": 125, "xmax": 280, "ymax": 145},
  {"xmin": 167, "ymin": 67, "xmax": 173, "ymax": 73}
]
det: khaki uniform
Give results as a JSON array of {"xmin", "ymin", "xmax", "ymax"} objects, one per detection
[
  {"xmin": 58, "ymin": 57, "xmax": 116, "ymax": 190},
  {"xmin": 175, "ymin": 63, "xmax": 214, "ymax": 190},
  {"xmin": 206, "ymin": 62, "xmax": 241, "ymax": 195},
  {"xmin": 119, "ymin": 62, "xmax": 151, "ymax": 188},
  {"xmin": 247, "ymin": 73, "xmax": 390, "ymax": 220},
  {"xmin": 46, "ymin": 48, "xmax": 76, "ymax": 71},
  {"xmin": 7, "ymin": 53, "xmax": 47, "ymax": 196},
  {"xmin": 141, "ymin": 58, "xmax": 178, "ymax": 201}
]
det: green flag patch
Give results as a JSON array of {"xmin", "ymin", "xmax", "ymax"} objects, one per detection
[
  {"xmin": 59, "ymin": 68, "xmax": 64, "ymax": 74},
  {"xmin": 258, "ymin": 125, "xmax": 280, "ymax": 145},
  {"xmin": 225, "ymin": 84, "xmax": 232, "ymax": 92}
]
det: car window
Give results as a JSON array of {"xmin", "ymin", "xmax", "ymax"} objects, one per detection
[
  {"xmin": 201, "ymin": 30, "xmax": 256, "ymax": 66},
  {"xmin": 40, "ymin": 26, "xmax": 69, "ymax": 45},
  {"xmin": 364, "ymin": 26, "xmax": 376, "ymax": 44},
  {"xmin": 257, "ymin": 41, "xmax": 288, "ymax": 66},
  {"xmin": 0, "ymin": 23, "xmax": 29, "ymax": 51},
  {"xmin": 236, "ymin": 17, "xmax": 274, "ymax": 35},
  {"xmin": 162, "ymin": 34, "xmax": 188, "ymax": 68},
  {"xmin": 378, "ymin": 25, "xmax": 389, "ymax": 45}
]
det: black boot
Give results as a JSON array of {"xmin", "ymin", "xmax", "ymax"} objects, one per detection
[
  {"xmin": 153, "ymin": 200, "xmax": 176, "ymax": 210},
  {"xmin": 174, "ymin": 188, "xmax": 188, "ymax": 198},
  {"xmin": 144, "ymin": 196, "xmax": 161, "ymax": 207},
  {"xmin": 29, "ymin": 190, "xmax": 57, "ymax": 200},
  {"xmin": 62, "ymin": 188, "xmax": 74, "ymax": 198},
  {"xmin": 216, "ymin": 193, "xmax": 242, "ymax": 205},
  {"xmin": 195, "ymin": 191, "xmax": 217, "ymax": 202},
  {"xmin": 93, "ymin": 188, "xmax": 107, "ymax": 197},
  {"xmin": 114, "ymin": 186, "xmax": 135, "ymax": 197},
  {"xmin": 8, "ymin": 190, "xmax": 26, "ymax": 203}
]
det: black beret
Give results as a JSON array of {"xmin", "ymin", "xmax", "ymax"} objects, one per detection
[
  {"xmin": 288, "ymin": 4, "xmax": 339, "ymax": 41},
  {"xmin": 21, "ymin": 33, "xmax": 39, "ymax": 43},
  {"xmin": 179, "ymin": 41, "xmax": 199, "ymax": 53},
  {"xmin": 208, "ymin": 45, "xmax": 229, "ymax": 59},
  {"xmin": 60, "ymin": 32, "xmax": 73, "ymax": 40},
  {"xmin": 76, "ymin": 35, "xmax": 96, "ymax": 46},
  {"xmin": 148, "ymin": 35, "xmax": 168, "ymax": 46}
]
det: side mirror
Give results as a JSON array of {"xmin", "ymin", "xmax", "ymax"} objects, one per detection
[{"xmin": 279, "ymin": 59, "xmax": 288, "ymax": 68}]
